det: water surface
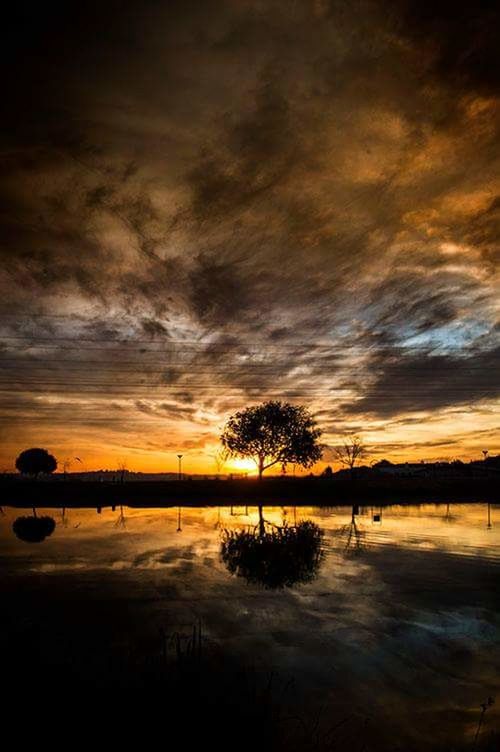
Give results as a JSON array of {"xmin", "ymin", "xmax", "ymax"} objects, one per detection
[{"xmin": 1, "ymin": 502, "xmax": 498, "ymax": 750}]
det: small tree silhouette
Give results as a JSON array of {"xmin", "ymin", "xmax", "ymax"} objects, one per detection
[
  {"xmin": 333, "ymin": 436, "xmax": 365, "ymax": 479},
  {"xmin": 221, "ymin": 401, "xmax": 322, "ymax": 479},
  {"xmin": 210, "ymin": 449, "xmax": 227, "ymax": 477},
  {"xmin": 117, "ymin": 459, "xmax": 128, "ymax": 484},
  {"xmin": 15, "ymin": 448, "xmax": 57, "ymax": 478}
]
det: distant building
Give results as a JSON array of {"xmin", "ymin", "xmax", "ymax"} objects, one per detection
[{"xmin": 373, "ymin": 461, "xmax": 431, "ymax": 477}]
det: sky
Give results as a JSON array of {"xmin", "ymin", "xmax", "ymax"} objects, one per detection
[{"xmin": 0, "ymin": 0, "xmax": 499, "ymax": 474}]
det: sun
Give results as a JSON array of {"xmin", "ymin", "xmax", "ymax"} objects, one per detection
[{"xmin": 229, "ymin": 458, "xmax": 258, "ymax": 474}]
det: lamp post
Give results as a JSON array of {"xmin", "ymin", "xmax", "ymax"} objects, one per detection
[
  {"xmin": 177, "ymin": 454, "xmax": 183, "ymax": 481},
  {"xmin": 63, "ymin": 458, "xmax": 71, "ymax": 480}
]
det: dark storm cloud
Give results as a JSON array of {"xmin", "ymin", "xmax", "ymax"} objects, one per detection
[
  {"xmin": 400, "ymin": 0, "xmax": 500, "ymax": 93},
  {"xmin": 0, "ymin": 0, "xmax": 499, "ymax": 461},
  {"xmin": 140, "ymin": 318, "xmax": 169, "ymax": 337},
  {"xmin": 185, "ymin": 74, "xmax": 300, "ymax": 222},
  {"xmin": 344, "ymin": 344, "xmax": 500, "ymax": 417},
  {"xmin": 189, "ymin": 253, "xmax": 251, "ymax": 327},
  {"xmin": 458, "ymin": 195, "xmax": 500, "ymax": 267},
  {"xmin": 366, "ymin": 269, "xmax": 479, "ymax": 335}
]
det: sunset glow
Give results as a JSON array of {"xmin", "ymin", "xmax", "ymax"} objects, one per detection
[
  {"xmin": 1, "ymin": 4, "xmax": 499, "ymax": 747},
  {"xmin": 0, "ymin": 1, "xmax": 498, "ymax": 473}
]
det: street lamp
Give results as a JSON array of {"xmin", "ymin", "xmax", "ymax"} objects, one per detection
[
  {"xmin": 177, "ymin": 454, "xmax": 183, "ymax": 481},
  {"xmin": 63, "ymin": 458, "xmax": 71, "ymax": 480}
]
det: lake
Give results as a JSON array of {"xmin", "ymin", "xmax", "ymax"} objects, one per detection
[{"xmin": 1, "ymin": 502, "xmax": 498, "ymax": 750}]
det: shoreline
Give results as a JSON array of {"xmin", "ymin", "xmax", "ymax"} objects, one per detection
[{"xmin": 1, "ymin": 477, "xmax": 498, "ymax": 507}]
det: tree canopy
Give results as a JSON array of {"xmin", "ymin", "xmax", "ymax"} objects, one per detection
[
  {"xmin": 221, "ymin": 400, "xmax": 322, "ymax": 478},
  {"xmin": 15, "ymin": 447, "xmax": 57, "ymax": 477}
]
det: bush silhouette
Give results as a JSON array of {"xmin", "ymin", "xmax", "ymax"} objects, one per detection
[{"xmin": 15, "ymin": 448, "xmax": 57, "ymax": 477}]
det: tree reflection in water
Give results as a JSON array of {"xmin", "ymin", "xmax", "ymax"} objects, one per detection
[
  {"xmin": 13, "ymin": 508, "xmax": 56, "ymax": 543},
  {"xmin": 221, "ymin": 506, "xmax": 323, "ymax": 588},
  {"xmin": 336, "ymin": 505, "xmax": 365, "ymax": 555},
  {"xmin": 114, "ymin": 505, "xmax": 127, "ymax": 528}
]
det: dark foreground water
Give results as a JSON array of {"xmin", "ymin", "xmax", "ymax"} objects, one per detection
[{"xmin": 1, "ymin": 502, "xmax": 498, "ymax": 751}]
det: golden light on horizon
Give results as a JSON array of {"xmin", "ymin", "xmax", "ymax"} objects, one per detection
[{"xmin": 227, "ymin": 458, "xmax": 259, "ymax": 475}]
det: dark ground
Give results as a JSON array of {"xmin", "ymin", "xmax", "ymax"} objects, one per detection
[{"xmin": 1, "ymin": 475, "xmax": 499, "ymax": 508}]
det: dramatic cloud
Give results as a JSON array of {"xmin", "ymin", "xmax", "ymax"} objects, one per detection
[{"xmin": 0, "ymin": 1, "xmax": 498, "ymax": 470}]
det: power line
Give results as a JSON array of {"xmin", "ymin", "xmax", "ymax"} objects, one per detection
[
  {"xmin": 0, "ymin": 364, "xmax": 494, "ymax": 373},
  {"xmin": 0, "ymin": 387, "xmax": 495, "ymax": 395},
  {"xmin": 0, "ymin": 334, "xmax": 491, "ymax": 350}
]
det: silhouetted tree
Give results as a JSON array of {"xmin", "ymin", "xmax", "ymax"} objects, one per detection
[
  {"xmin": 15, "ymin": 448, "xmax": 57, "ymax": 478},
  {"xmin": 221, "ymin": 401, "xmax": 322, "ymax": 479},
  {"xmin": 13, "ymin": 512, "xmax": 56, "ymax": 543},
  {"xmin": 210, "ymin": 449, "xmax": 227, "ymax": 476},
  {"xmin": 221, "ymin": 506, "xmax": 323, "ymax": 588},
  {"xmin": 333, "ymin": 436, "xmax": 365, "ymax": 478},
  {"xmin": 117, "ymin": 459, "xmax": 128, "ymax": 484},
  {"xmin": 321, "ymin": 465, "xmax": 333, "ymax": 478}
]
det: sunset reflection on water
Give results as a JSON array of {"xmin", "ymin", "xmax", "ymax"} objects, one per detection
[{"xmin": 1, "ymin": 502, "xmax": 498, "ymax": 750}]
